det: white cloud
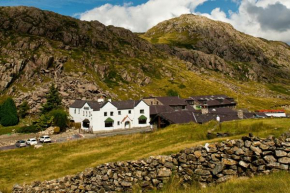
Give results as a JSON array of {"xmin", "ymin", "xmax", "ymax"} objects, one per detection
[
  {"xmin": 204, "ymin": 0, "xmax": 290, "ymax": 43},
  {"xmin": 79, "ymin": 0, "xmax": 207, "ymax": 32},
  {"xmin": 79, "ymin": 0, "xmax": 290, "ymax": 43}
]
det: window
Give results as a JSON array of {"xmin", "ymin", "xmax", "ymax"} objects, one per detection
[
  {"xmin": 105, "ymin": 122, "xmax": 113, "ymax": 127},
  {"xmin": 139, "ymin": 119, "xmax": 146, "ymax": 124},
  {"xmin": 110, "ymin": 112, "xmax": 114, "ymax": 116},
  {"xmin": 104, "ymin": 112, "xmax": 107, "ymax": 116},
  {"xmin": 157, "ymin": 101, "xmax": 159, "ymax": 105},
  {"xmin": 105, "ymin": 117, "xmax": 114, "ymax": 127},
  {"xmin": 83, "ymin": 111, "xmax": 85, "ymax": 116},
  {"xmin": 138, "ymin": 115, "xmax": 147, "ymax": 124},
  {"xmin": 118, "ymin": 111, "xmax": 121, "ymax": 115},
  {"xmin": 86, "ymin": 111, "xmax": 88, "ymax": 117},
  {"xmin": 129, "ymin": 110, "xmax": 131, "ymax": 114},
  {"xmin": 84, "ymin": 107, "xmax": 89, "ymax": 110},
  {"xmin": 151, "ymin": 101, "xmax": 153, "ymax": 105},
  {"xmin": 78, "ymin": 109, "xmax": 80, "ymax": 114},
  {"xmin": 117, "ymin": 121, "xmax": 120, "ymax": 125},
  {"xmin": 140, "ymin": 109, "xmax": 144, "ymax": 114},
  {"xmin": 74, "ymin": 109, "xmax": 76, "ymax": 114}
]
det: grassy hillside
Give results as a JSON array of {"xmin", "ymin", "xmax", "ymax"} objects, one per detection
[
  {"xmin": 1, "ymin": 118, "xmax": 290, "ymax": 192},
  {"xmin": 157, "ymin": 171, "xmax": 290, "ymax": 193}
]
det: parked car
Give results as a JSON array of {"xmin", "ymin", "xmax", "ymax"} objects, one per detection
[
  {"xmin": 26, "ymin": 138, "xmax": 38, "ymax": 145},
  {"xmin": 39, "ymin": 135, "xmax": 52, "ymax": 143},
  {"xmin": 15, "ymin": 140, "xmax": 27, "ymax": 148}
]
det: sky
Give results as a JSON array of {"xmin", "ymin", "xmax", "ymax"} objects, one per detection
[{"xmin": 1, "ymin": 0, "xmax": 290, "ymax": 43}]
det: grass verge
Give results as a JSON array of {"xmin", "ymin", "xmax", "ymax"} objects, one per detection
[{"xmin": 0, "ymin": 118, "xmax": 290, "ymax": 192}]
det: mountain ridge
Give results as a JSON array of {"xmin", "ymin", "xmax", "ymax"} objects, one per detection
[
  {"xmin": 142, "ymin": 14, "xmax": 290, "ymax": 82},
  {"xmin": 0, "ymin": 6, "xmax": 290, "ymax": 113}
]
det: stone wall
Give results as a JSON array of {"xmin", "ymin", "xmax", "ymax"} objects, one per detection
[{"xmin": 13, "ymin": 133, "xmax": 290, "ymax": 192}]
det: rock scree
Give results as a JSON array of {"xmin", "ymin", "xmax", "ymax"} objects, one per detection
[{"xmin": 13, "ymin": 132, "xmax": 290, "ymax": 192}]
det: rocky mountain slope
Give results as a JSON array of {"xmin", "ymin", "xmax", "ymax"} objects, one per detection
[
  {"xmin": 142, "ymin": 14, "xmax": 290, "ymax": 82},
  {"xmin": 0, "ymin": 7, "xmax": 290, "ymax": 113}
]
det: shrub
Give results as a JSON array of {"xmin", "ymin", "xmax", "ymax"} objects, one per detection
[
  {"xmin": 34, "ymin": 114, "xmax": 54, "ymax": 131},
  {"xmin": 17, "ymin": 125, "xmax": 39, "ymax": 133},
  {"xmin": 166, "ymin": 89, "xmax": 179, "ymax": 97},
  {"xmin": 49, "ymin": 109, "xmax": 68, "ymax": 132},
  {"xmin": 18, "ymin": 101, "xmax": 29, "ymax": 118},
  {"xmin": 53, "ymin": 126, "xmax": 60, "ymax": 134},
  {"xmin": 0, "ymin": 97, "xmax": 19, "ymax": 126},
  {"xmin": 74, "ymin": 122, "xmax": 81, "ymax": 130}
]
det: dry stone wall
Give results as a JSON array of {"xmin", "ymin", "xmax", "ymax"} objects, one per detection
[{"xmin": 13, "ymin": 133, "xmax": 290, "ymax": 193}]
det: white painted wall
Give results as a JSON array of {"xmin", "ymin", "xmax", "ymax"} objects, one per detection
[
  {"xmin": 265, "ymin": 112, "xmax": 286, "ymax": 118},
  {"xmin": 69, "ymin": 103, "xmax": 93, "ymax": 129},
  {"xmin": 69, "ymin": 100, "xmax": 150, "ymax": 132}
]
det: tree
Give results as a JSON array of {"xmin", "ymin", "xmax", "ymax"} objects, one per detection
[
  {"xmin": 18, "ymin": 101, "xmax": 29, "ymax": 118},
  {"xmin": 41, "ymin": 83, "xmax": 62, "ymax": 114},
  {"xmin": 0, "ymin": 97, "xmax": 19, "ymax": 126},
  {"xmin": 49, "ymin": 109, "xmax": 68, "ymax": 132}
]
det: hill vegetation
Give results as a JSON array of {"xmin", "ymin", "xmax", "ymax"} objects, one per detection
[{"xmin": 0, "ymin": 7, "xmax": 289, "ymax": 114}]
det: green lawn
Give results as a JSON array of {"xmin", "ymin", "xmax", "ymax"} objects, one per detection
[{"xmin": 0, "ymin": 118, "xmax": 290, "ymax": 192}]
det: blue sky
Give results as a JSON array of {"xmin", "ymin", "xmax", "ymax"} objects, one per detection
[
  {"xmin": 1, "ymin": 0, "xmax": 290, "ymax": 43},
  {"xmin": 0, "ymin": 0, "xmax": 239, "ymax": 18}
]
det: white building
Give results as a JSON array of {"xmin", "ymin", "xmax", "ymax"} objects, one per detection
[
  {"xmin": 69, "ymin": 99, "xmax": 150, "ymax": 132},
  {"xmin": 258, "ymin": 110, "xmax": 287, "ymax": 118}
]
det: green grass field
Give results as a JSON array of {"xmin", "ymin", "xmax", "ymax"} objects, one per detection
[
  {"xmin": 0, "ymin": 118, "xmax": 290, "ymax": 192},
  {"xmin": 156, "ymin": 171, "xmax": 290, "ymax": 193}
]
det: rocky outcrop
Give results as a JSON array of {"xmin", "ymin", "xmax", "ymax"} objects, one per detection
[
  {"xmin": 144, "ymin": 14, "xmax": 290, "ymax": 82},
  {"xmin": 0, "ymin": 6, "xmax": 166, "ymax": 113},
  {"xmin": 13, "ymin": 133, "xmax": 290, "ymax": 192}
]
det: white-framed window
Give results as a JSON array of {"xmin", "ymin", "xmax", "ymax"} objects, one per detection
[
  {"xmin": 110, "ymin": 112, "xmax": 114, "ymax": 116},
  {"xmin": 129, "ymin": 110, "xmax": 131, "ymax": 114},
  {"xmin": 117, "ymin": 121, "xmax": 120, "ymax": 125},
  {"xmin": 74, "ymin": 109, "xmax": 76, "ymax": 114},
  {"xmin": 78, "ymin": 109, "xmax": 80, "ymax": 114},
  {"xmin": 104, "ymin": 112, "xmax": 107, "ymax": 116},
  {"xmin": 118, "ymin": 111, "xmax": 121, "ymax": 115},
  {"xmin": 140, "ymin": 109, "xmax": 144, "ymax": 114}
]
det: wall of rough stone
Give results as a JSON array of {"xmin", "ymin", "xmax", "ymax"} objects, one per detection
[{"xmin": 13, "ymin": 133, "xmax": 290, "ymax": 192}]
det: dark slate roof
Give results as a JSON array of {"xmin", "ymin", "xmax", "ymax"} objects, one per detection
[
  {"xmin": 155, "ymin": 96, "xmax": 187, "ymax": 106},
  {"xmin": 150, "ymin": 105, "xmax": 174, "ymax": 115},
  {"xmin": 70, "ymin": 100, "xmax": 86, "ymax": 108},
  {"xmin": 111, "ymin": 100, "xmax": 141, "ymax": 110},
  {"xmin": 190, "ymin": 95, "xmax": 230, "ymax": 101},
  {"xmin": 154, "ymin": 111, "xmax": 197, "ymax": 124},
  {"xmin": 209, "ymin": 108, "xmax": 236, "ymax": 114},
  {"xmin": 70, "ymin": 100, "xmax": 103, "ymax": 111},
  {"xmin": 87, "ymin": 101, "xmax": 103, "ymax": 111}
]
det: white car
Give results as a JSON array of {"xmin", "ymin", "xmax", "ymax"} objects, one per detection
[
  {"xmin": 26, "ymin": 138, "xmax": 38, "ymax": 145},
  {"xmin": 39, "ymin": 135, "xmax": 52, "ymax": 143}
]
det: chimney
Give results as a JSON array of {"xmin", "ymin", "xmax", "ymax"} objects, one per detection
[
  {"xmin": 201, "ymin": 107, "xmax": 209, "ymax": 114},
  {"xmin": 238, "ymin": 110, "xmax": 243, "ymax": 119}
]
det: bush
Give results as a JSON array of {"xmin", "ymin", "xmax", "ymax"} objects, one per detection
[
  {"xmin": 54, "ymin": 126, "xmax": 60, "ymax": 134},
  {"xmin": 166, "ymin": 89, "xmax": 179, "ymax": 96},
  {"xmin": 17, "ymin": 125, "xmax": 39, "ymax": 133},
  {"xmin": 18, "ymin": 101, "xmax": 29, "ymax": 118},
  {"xmin": 74, "ymin": 122, "xmax": 81, "ymax": 130},
  {"xmin": 0, "ymin": 97, "xmax": 19, "ymax": 126},
  {"xmin": 49, "ymin": 109, "xmax": 68, "ymax": 132}
]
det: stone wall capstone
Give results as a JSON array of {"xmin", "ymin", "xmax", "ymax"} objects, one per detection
[{"xmin": 13, "ymin": 133, "xmax": 290, "ymax": 192}]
